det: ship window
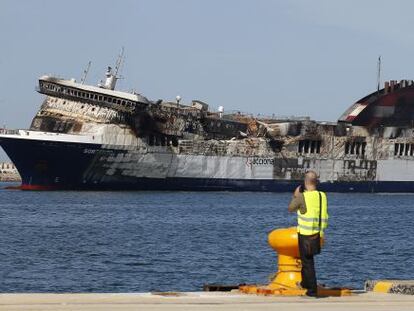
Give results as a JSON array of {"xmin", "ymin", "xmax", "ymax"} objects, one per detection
[
  {"xmin": 98, "ymin": 96, "xmax": 102, "ymax": 101},
  {"xmin": 310, "ymin": 141, "xmax": 315, "ymax": 153},
  {"xmin": 345, "ymin": 141, "xmax": 366, "ymax": 156},
  {"xmin": 117, "ymin": 99, "xmax": 121, "ymax": 105},
  {"xmin": 355, "ymin": 142, "xmax": 361, "ymax": 155},
  {"xmin": 148, "ymin": 135, "xmax": 154, "ymax": 146},
  {"xmin": 298, "ymin": 140, "xmax": 321, "ymax": 154},
  {"xmin": 103, "ymin": 96, "xmax": 107, "ymax": 101},
  {"xmin": 393, "ymin": 143, "xmax": 411, "ymax": 156},
  {"xmin": 361, "ymin": 142, "xmax": 366, "ymax": 155},
  {"xmin": 304, "ymin": 140, "xmax": 309, "ymax": 153},
  {"xmin": 172, "ymin": 137, "xmax": 178, "ymax": 147}
]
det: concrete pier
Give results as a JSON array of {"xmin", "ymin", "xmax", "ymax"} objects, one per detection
[{"xmin": 1, "ymin": 291, "xmax": 414, "ymax": 311}]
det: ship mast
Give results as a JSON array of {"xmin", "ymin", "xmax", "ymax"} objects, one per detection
[
  {"xmin": 377, "ymin": 55, "xmax": 381, "ymax": 93},
  {"xmin": 80, "ymin": 61, "xmax": 92, "ymax": 85},
  {"xmin": 114, "ymin": 47, "xmax": 125, "ymax": 78}
]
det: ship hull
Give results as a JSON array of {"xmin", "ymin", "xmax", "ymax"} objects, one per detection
[
  {"xmin": 2, "ymin": 134, "xmax": 414, "ymax": 192},
  {"xmin": 0, "ymin": 135, "xmax": 100, "ymax": 190}
]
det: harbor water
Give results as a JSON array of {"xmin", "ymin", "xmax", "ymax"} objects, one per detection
[{"xmin": 1, "ymin": 182, "xmax": 413, "ymax": 292}]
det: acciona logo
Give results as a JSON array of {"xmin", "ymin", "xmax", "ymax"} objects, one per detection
[{"xmin": 246, "ymin": 157, "xmax": 275, "ymax": 167}]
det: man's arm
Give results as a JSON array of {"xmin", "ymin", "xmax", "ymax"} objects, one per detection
[{"xmin": 288, "ymin": 187, "xmax": 307, "ymax": 214}]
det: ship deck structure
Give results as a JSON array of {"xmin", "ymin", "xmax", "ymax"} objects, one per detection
[{"xmin": 2, "ymin": 57, "xmax": 414, "ymax": 191}]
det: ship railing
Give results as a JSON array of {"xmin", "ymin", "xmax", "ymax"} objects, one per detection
[
  {"xmin": 257, "ymin": 115, "xmax": 311, "ymax": 121},
  {"xmin": 0, "ymin": 128, "xmax": 20, "ymax": 135},
  {"xmin": 219, "ymin": 110, "xmax": 311, "ymax": 122}
]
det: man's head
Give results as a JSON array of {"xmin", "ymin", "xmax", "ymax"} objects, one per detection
[{"xmin": 304, "ymin": 170, "xmax": 318, "ymax": 191}]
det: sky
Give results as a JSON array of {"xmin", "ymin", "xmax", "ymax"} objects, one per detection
[{"xmin": 1, "ymin": 0, "xmax": 414, "ymax": 160}]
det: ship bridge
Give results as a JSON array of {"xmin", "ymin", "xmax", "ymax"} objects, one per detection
[
  {"xmin": 339, "ymin": 79, "xmax": 414, "ymax": 128},
  {"xmin": 38, "ymin": 75, "xmax": 151, "ymax": 113}
]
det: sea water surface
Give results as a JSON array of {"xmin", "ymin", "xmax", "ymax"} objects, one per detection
[{"xmin": 1, "ymin": 182, "xmax": 413, "ymax": 292}]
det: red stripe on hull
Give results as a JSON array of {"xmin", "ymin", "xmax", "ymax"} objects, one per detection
[{"xmin": 9, "ymin": 184, "xmax": 59, "ymax": 191}]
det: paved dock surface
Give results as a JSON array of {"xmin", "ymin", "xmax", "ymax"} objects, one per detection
[{"xmin": 1, "ymin": 292, "xmax": 414, "ymax": 311}]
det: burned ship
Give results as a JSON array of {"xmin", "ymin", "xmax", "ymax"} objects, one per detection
[{"xmin": 1, "ymin": 59, "xmax": 414, "ymax": 192}]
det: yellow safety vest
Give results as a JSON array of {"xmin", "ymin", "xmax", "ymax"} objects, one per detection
[{"xmin": 297, "ymin": 190, "xmax": 328, "ymax": 237}]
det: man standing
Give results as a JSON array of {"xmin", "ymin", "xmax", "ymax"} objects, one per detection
[{"xmin": 288, "ymin": 170, "xmax": 329, "ymax": 297}]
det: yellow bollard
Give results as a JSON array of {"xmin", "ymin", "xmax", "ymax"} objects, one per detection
[
  {"xmin": 267, "ymin": 227, "xmax": 304, "ymax": 290},
  {"xmin": 239, "ymin": 227, "xmax": 351, "ymax": 297}
]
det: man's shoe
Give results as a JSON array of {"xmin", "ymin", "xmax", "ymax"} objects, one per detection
[{"xmin": 305, "ymin": 291, "xmax": 318, "ymax": 298}]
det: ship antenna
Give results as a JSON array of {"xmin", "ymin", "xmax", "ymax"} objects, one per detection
[
  {"xmin": 114, "ymin": 47, "xmax": 125, "ymax": 79},
  {"xmin": 377, "ymin": 55, "xmax": 381, "ymax": 93},
  {"xmin": 80, "ymin": 61, "xmax": 92, "ymax": 85}
]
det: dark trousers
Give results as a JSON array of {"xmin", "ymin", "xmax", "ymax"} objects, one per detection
[{"xmin": 298, "ymin": 233, "xmax": 318, "ymax": 295}]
